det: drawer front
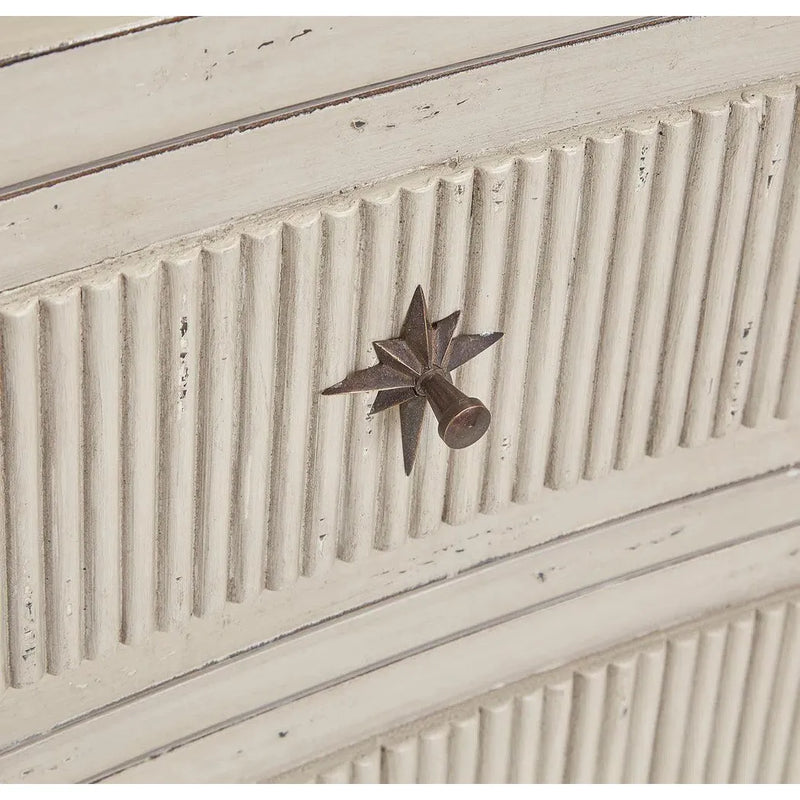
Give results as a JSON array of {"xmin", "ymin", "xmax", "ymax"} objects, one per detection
[{"xmin": 1, "ymin": 16, "xmax": 800, "ymax": 783}]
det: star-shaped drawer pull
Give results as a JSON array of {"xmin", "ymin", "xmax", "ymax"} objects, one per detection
[{"xmin": 322, "ymin": 285, "xmax": 503, "ymax": 475}]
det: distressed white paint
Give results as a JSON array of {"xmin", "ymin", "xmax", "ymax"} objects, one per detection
[
  {"xmin": 4, "ymin": 20, "xmax": 800, "ymax": 291},
  {"xmin": 276, "ymin": 589, "xmax": 800, "ymax": 784}
]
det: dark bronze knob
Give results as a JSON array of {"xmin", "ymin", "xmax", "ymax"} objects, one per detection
[
  {"xmin": 417, "ymin": 368, "xmax": 491, "ymax": 450},
  {"xmin": 322, "ymin": 285, "xmax": 502, "ymax": 474}
]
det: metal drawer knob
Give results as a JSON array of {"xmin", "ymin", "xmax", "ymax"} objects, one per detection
[{"xmin": 322, "ymin": 285, "xmax": 502, "ymax": 474}]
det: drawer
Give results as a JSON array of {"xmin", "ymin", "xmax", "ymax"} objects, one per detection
[{"xmin": 1, "ymin": 15, "xmax": 800, "ymax": 783}]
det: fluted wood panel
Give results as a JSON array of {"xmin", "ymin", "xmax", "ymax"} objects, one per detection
[
  {"xmin": 1, "ymin": 86, "xmax": 800, "ymax": 693},
  {"xmin": 295, "ymin": 598, "xmax": 800, "ymax": 784}
]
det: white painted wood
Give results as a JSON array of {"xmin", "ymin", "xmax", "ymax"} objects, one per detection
[
  {"xmin": 0, "ymin": 301, "xmax": 44, "ymax": 686},
  {"xmin": 683, "ymin": 100, "xmax": 760, "ymax": 445},
  {"xmin": 508, "ymin": 690, "xmax": 543, "ymax": 783},
  {"xmin": 515, "ymin": 144, "xmax": 583, "ymax": 501},
  {"xmin": 230, "ymin": 229, "xmax": 280, "ymax": 601},
  {"xmin": 651, "ymin": 106, "xmax": 729, "ymax": 457},
  {"xmin": 157, "ymin": 253, "xmax": 200, "ymax": 630},
  {"xmin": 412, "ymin": 171, "xmax": 472, "ymax": 536},
  {"xmin": 448, "ymin": 715, "xmax": 480, "ymax": 783},
  {"xmin": 622, "ymin": 647, "xmax": 666, "ymax": 783},
  {"xmin": 564, "ymin": 667, "xmax": 606, "ymax": 782},
  {"xmin": 120, "ymin": 266, "xmax": 159, "ymax": 646},
  {"xmin": 380, "ymin": 182, "xmax": 436, "ymax": 548},
  {"xmin": 617, "ymin": 116, "xmax": 693, "ymax": 469},
  {"xmin": 482, "ymin": 153, "xmax": 547, "ymax": 512},
  {"xmin": 550, "ymin": 136, "xmax": 622, "ymax": 489},
  {"xmin": 194, "ymin": 242, "xmax": 239, "ymax": 614},
  {"xmin": 81, "ymin": 278, "xmax": 122, "ymax": 659},
  {"xmin": 758, "ymin": 600, "xmax": 800, "ymax": 782},
  {"xmin": 747, "ymin": 88, "xmax": 800, "ymax": 427},
  {"xmin": 0, "ymin": 16, "xmax": 152, "ymax": 63},
  {"xmin": 39, "ymin": 291, "xmax": 83, "ymax": 675},
  {"xmin": 477, "ymin": 701, "xmax": 513, "ymax": 783},
  {"xmin": 340, "ymin": 196, "xmax": 395, "ymax": 559},
  {"xmin": 304, "ymin": 207, "xmax": 359, "ymax": 573},
  {"xmin": 285, "ymin": 590, "xmax": 800, "ymax": 785},
  {"xmin": 595, "ymin": 656, "xmax": 637, "ymax": 783},
  {"xmin": 445, "ymin": 163, "xmax": 512, "ymax": 524},
  {"xmin": 585, "ymin": 127, "xmax": 656, "ymax": 478},
  {"xmin": 5, "ymin": 465, "xmax": 800, "ymax": 782},
  {"xmin": 730, "ymin": 603, "xmax": 787, "ymax": 782},
  {"xmin": 267, "ymin": 218, "xmax": 319, "ymax": 587},
  {"xmin": 4, "ymin": 20, "xmax": 800, "ymax": 292},
  {"xmin": 704, "ymin": 614, "xmax": 756, "ymax": 782},
  {"xmin": 679, "ymin": 625, "xmax": 727, "ymax": 782},
  {"xmin": 716, "ymin": 90, "xmax": 797, "ymax": 436},
  {"xmin": 0, "ymin": 16, "xmax": 634, "ymax": 188},
  {"xmin": 417, "ymin": 725, "xmax": 449, "ymax": 784}
]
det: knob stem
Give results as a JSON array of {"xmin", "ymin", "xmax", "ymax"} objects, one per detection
[{"xmin": 418, "ymin": 369, "xmax": 491, "ymax": 449}]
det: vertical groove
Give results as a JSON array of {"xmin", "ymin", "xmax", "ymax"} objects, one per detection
[
  {"xmin": 194, "ymin": 243, "xmax": 240, "ymax": 614},
  {"xmin": 417, "ymin": 725, "xmax": 449, "ymax": 783},
  {"xmin": 481, "ymin": 154, "xmax": 548, "ymax": 513},
  {"xmin": 303, "ymin": 206, "xmax": 360, "ymax": 575},
  {"xmin": 565, "ymin": 666, "xmax": 607, "ymax": 782},
  {"xmin": 650, "ymin": 106, "xmax": 729, "ymax": 458},
  {"xmin": 682, "ymin": 100, "xmax": 761, "ymax": 445},
  {"xmin": 758, "ymin": 600, "xmax": 800, "ymax": 782},
  {"xmin": 623, "ymin": 645, "xmax": 667, "ymax": 783},
  {"xmin": 704, "ymin": 612, "xmax": 756, "ymax": 782},
  {"xmin": 447, "ymin": 713, "xmax": 479, "ymax": 783},
  {"xmin": 382, "ymin": 737, "xmax": 418, "ymax": 783},
  {"xmin": 339, "ymin": 195, "xmax": 397, "ymax": 561},
  {"xmin": 40, "ymin": 290, "xmax": 82, "ymax": 674},
  {"xmin": 595, "ymin": 656, "xmax": 637, "ymax": 783},
  {"xmin": 649, "ymin": 634, "xmax": 699, "ymax": 782},
  {"xmin": 0, "ymin": 301, "xmax": 45, "ymax": 685},
  {"xmin": 617, "ymin": 116, "xmax": 693, "ymax": 470},
  {"xmin": 445, "ymin": 162, "xmax": 515, "ymax": 525},
  {"xmin": 267, "ymin": 218, "xmax": 320, "ymax": 587},
  {"xmin": 515, "ymin": 145, "xmax": 584, "ymax": 502},
  {"xmin": 0, "ymin": 380, "xmax": 7, "ymax": 694},
  {"xmin": 715, "ymin": 91, "xmax": 797, "ymax": 435},
  {"xmin": 81, "ymin": 278, "xmax": 121, "ymax": 659},
  {"xmin": 550, "ymin": 136, "xmax": 623, "ymax": 490},
  {"xmin": 509, "ymin": 688, "xmax": 543, "ymax": 783},
  {"xmin": 748, "ymin": 89, "xmax": 800, "ymax": 426},
  {"xmin": 477, "ymin": 700, "xmax": 513, "ymax": 783},
  {"xmin": 229, "ymin": 229, "xmax": 281, "ymax": 602},
  {"xmin": 586, "ymin": 127, "xmax": 657, "ymax": 480},
  {"xmin": 730, "ymin": 603, "xmax": 786, "ymax": 782},
  {"xmin": 412, "ymin": 170, "xmax": 473, "ymax": 538},
  {"xmin": 156, "ymin": 254, "xmax": 200, "ymax": 629},
  {"xmin": 120, "ymin": 267, "xmax": 159, "ymax": 645},
  {"xmin": 352, "ymin": 750, "xmax": 381, "ymax": 783},
  {"xmin": 679, "ymin": 625, "xmax": 727, "ymax": 781},
  {"xmin": 783, "ymin": 678, "xmax": 800, "ymax": 783},
  {"xmin": 779, "ymin": 281, "xmax": 800, "ymax": 419},
  {"xmin": 379, "ymin": 183, "xmax": 436, "ymax": 550},
  {"xmin": 536, "ymin": 677, "xmax": 573, "ymax": 783}
]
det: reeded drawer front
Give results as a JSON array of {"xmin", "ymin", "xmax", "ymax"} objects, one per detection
[
  {"xmin": 2, "ymin": 81, "xmax": 800, "ymax": 703},
  {"xmin": 279, "ymin": 592, "xmax": 800, "ymax": 784},
  {"xmin": 1, "ymin": 16, "xmax": 800, "ymax": 776}
]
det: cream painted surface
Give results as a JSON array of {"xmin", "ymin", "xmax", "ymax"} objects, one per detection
[
  {"xmin": 2, "ymin": 466, "xmax": 799, "ymax": 781},
  {"xmin": 1, "ymin": 16, "xmax": 799, "ymax": 785},
  {"xmin": 0, "ymin": 15, "xmax": 635, "ymax": 188},
  {"xmin": 0, "ymin": 17, "xmax": 153, "ymax": 63},
  {"xmin": 3, "ymin": 19, "xmax": 800, "ymax": 289},
  {"xmin": 2, "ymin": 80, "xmax": 800, "ymax": 706},
  {"xmin": 278, "ymin": 593, "xmax": 800, "ymax": 784}
]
